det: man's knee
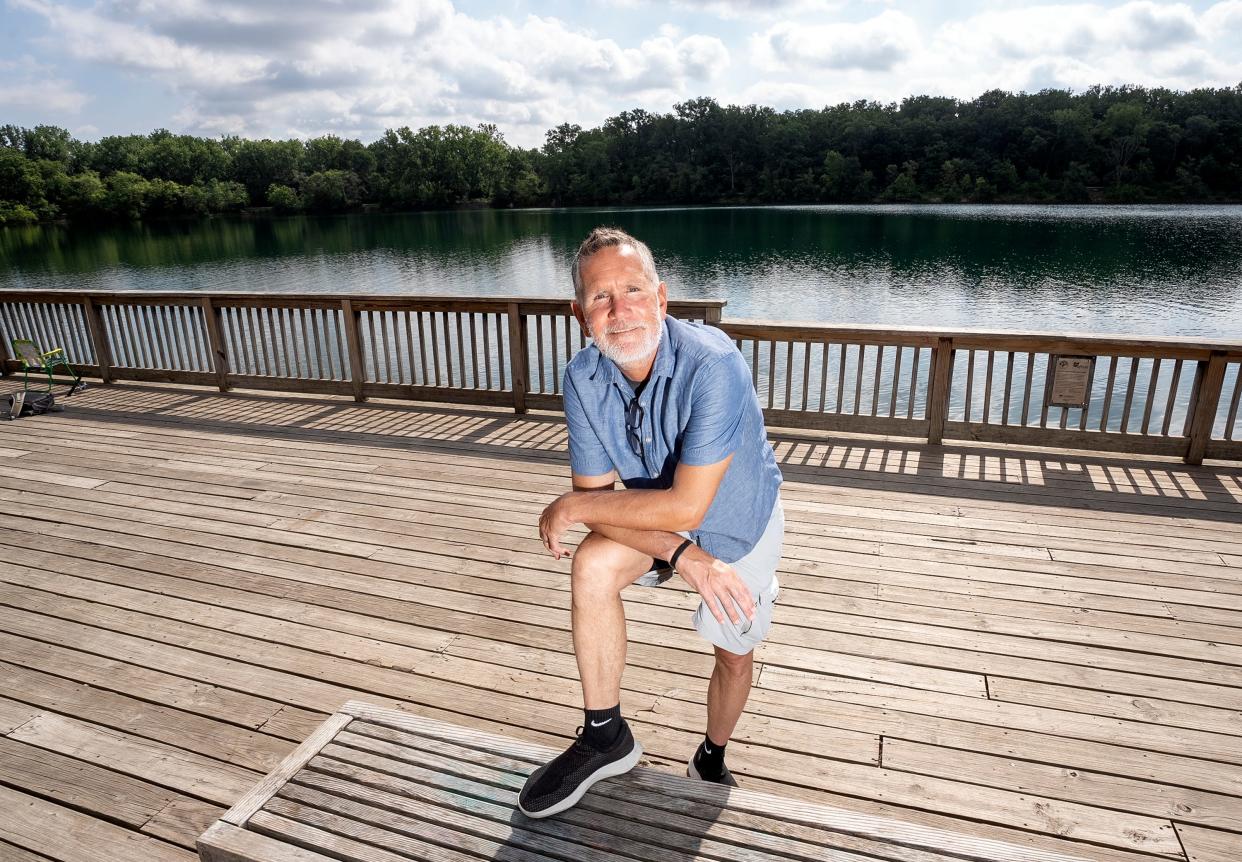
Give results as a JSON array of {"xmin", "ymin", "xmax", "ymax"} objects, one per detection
[
  {"xmin": 571, "ymin": 532, "xmax": 642, "ymax": 599},
  {"xmin": 714, "ymin": 646, "xmax": 754, "ymax": 678}
]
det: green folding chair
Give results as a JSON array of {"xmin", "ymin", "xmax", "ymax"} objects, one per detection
[{"xmin": 10, "ymin": 338, "xmax": 87, "ymax": 396}]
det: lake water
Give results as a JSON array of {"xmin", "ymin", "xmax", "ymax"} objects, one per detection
[{"xmin": 2, "ymin": 204, "xmax": 1241, "ymax": 339}]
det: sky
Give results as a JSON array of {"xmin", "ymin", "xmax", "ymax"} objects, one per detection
[{"xmin": 2, "ymin": 0, "xmax": 1241, "ymax": 148}]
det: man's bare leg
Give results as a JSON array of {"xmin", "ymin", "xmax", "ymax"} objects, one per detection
[
  {"xmin": 570, "ymin": 531, "xmax": 657, "ymax": 709},
  {"xmin": 706, "ymin": 645, "xmax": 753, "ymax": 745}
]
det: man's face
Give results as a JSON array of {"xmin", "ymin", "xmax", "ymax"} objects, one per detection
[{"xmin": 572, "ymin": 244, "xmax": 668, "ymax": 370}]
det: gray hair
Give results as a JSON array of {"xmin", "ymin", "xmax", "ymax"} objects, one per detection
[{"xmin": 571, "ymin": 227, "xmax": 659, "ymax": 304}]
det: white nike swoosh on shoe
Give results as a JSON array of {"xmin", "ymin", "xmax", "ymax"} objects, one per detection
[
  {"xmin": 590, "ymin": 718, "xmax": 613, "ymax": 727},
  {"xmin": 704, "ymin": 745, "xmax": 712, "ymax": 753}
]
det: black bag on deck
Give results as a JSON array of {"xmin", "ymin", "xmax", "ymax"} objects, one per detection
[{"xmin": 3, "ymin": 391, "xmax": 60, "ymax": 419}]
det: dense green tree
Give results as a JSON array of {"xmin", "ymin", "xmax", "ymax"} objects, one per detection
[
  {"xmin": 3, "ymin": 84, "xmax": 1241, "ymax": 224},
  {"xmin": 266, "ymin": 183, "xmax": 301, "ymax": 212}
]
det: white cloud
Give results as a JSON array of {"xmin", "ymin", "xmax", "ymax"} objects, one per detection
[
  {"xmin": 752, "ymin": 10, "xmax": 919, "ymax": 72},
  {"xmin": 11, "ymin": 0, "xmax": 729, "ymax": 145},
  {"xmin": 0, "ymin": 54, "xmax": 88, "ymax": 113}
]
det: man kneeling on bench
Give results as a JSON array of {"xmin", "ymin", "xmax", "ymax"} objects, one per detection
[{"xmin": 519, "ymin": 227, "xmax": 785, "ymax": 819}]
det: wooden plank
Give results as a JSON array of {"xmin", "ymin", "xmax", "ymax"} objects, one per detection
[
  {"xmin": 220, "ymin": 712, "xmax": 351, "ymax": 827},
  {"xmin": 0, "ymin": 784, "xmax": 195, "ymax": 862},
  {"xmin": 142, "ymin": 796, "xmax": 226, "ymax": 848},
  {"xmin": 881, "ymin": 737, "xmax": 1235, "ymax": 833},
  {"xmin": 7, "ymin": 711, "xmax": 259, "ymax": 804},
  {"xmin": 0, "ymin": 659, "xmax": 292, "ymax": 773},
  {"xmin": 197, "ymin": 821, "xmax": 340, "ymax": 862},
  {"xmin": 1174, "ymin": 823, "xmax": 1242, "ymax": 862},
  {"xmin": 0, "ymin": 735, "xmax": 175, "ymax": 827}
]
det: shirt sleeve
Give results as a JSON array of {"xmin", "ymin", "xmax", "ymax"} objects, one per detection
[
  {"xmin": 563, "ymin": 372, "xmax": 615, "ymax": 477},
  {"xmin": 679, "ymin": 351, "xmax": 749, "ymax": 466}
]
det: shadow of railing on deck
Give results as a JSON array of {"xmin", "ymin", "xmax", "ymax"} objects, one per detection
[{"xmin": 20, "ymin": 381, "xmax": 1242, "ymax": 525}]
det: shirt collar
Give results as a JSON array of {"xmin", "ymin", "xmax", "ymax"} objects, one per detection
[{"xmin": 589, "ymin": 316, "xmax": 674, "ymax": 387}]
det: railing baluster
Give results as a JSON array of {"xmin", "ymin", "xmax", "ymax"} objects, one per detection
[
  {"xmin": 983, "ymin": 350, "xmax": 993, "ymax": 424},
  {"xmin": 1098, "ymin": 356, "xmax": 1118, "ymax": 432},
  {"xmin": 817, "ymin": 342, "xmax": 829, "ymax": 414},
  {"xmin": 1077, "ymin": 356, "xmax": 1097, "ymax": 431},
  {"xmin": 1224, "ymin": 364, "xmax": 1240, "ymax": 441},
  {"xmin": 1019, "ymin": 352, "xmax": 1034, "ymax": 426},
  {"xmin": 300, "ymin": 307, "xmax": 314, "ymax": 379},
  {"xmin": 750, "ymin": 340, "xmax": 759, "ymax": 394},
  {"xmin": 535, "ymin": 314, "xmax": 546, "ymax": 394},
  {"xmin": 962, "ymin": 349, "xmax": 974, "ymax": 422},
  {"xmin": 482, "ymin": 313, "xmax": 493, "ymax": 390},
  {"xmin": 853, "ymin": 344, "xmax": 864, "ymax": 415},
  {"xmin": 124, "ymin": 304, "xmax": 145, "ymax": 368},
  {"xmin": 836, "ymin": 343, "xmax": 847, "ymax": 414},
  {"xmin": 1038, "ymin": 354, "xmax": 1054, "ymax": 428},
  {"xmin": 783, "ymin": 340, "xmax": 794, "ymax": 410},
  {"xmin": 907, "ymin": 346, "xmax": 922, "ymax": 420},
  {"xmin": 1120, "ymin": 357, "xmax": 1141, "ymax": 433},
  {"xmin": 870, "ymin": 345, "xmax": 882, "ymax": 417},
  {"xmin": 364, "ymin": 311, "xmax": 379, "ymax": 383},
  {"xmin": 1161, "ymin": 359, "xmax": 1183, "ymax": 437},
  {"xmin": 1001, "ymin": 351, "xmax": 1014, "ymax": 426},
  {"xmin": 551, "ymin": 315, "xmax": 560, "ymax": 396},
  {"xmin": 429, "ymin": 312, "xmax": 441, "ymax": 387},
  {"xmin": 471, "ymin": 313, "xmax": 482, "ymax": 390},
  {"xmin": 801, "ymin": 341, "xmax": 812, "ymax": 411},
  {"xmin": 1140, "ymin": 358, "xmax": 1162, "ymax": 435},
  {"xmin": 888, "ymin": 346, "xmax": 902, "ymax": 418},
  {"xmin": 169, "ymin": 306, "xmax": 187, "ymax": 371},
  {"xmin": 152, "ymin": 305, "xmax": 169, "ymax": 369},
  {"xmin": 767, "ymin": 339, "xmax": 776, "ymax": 410},
  {"xmin": 442, "ymin": 311, "xmax": 455, "ymax": 388},
  {"xmin": 455, "ymin": 312, "xmax": 466, "ymax": 389},
  {"xmin": 495, "ymin": 313, "xmax": 506, "ymax": 391}
]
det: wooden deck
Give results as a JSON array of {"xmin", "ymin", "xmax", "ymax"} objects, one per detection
[{"xmin": 0, "ymin": 380, "xmax": 1239, "ymax": 862}]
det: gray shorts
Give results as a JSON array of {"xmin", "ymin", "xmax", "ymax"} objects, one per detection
[{"xmin": 636, "ymin": 498, "xmax": 784, "ymax": 655}]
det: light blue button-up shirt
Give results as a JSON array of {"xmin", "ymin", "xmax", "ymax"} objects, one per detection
[{"xmin": 563, "ymin": 314, "xmax": 783, "ymax": 563}]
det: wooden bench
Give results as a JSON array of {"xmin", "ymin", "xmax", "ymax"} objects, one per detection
[{"xmin": 198, "ymin": 700, "xmax": 1094, "ymax": 862}]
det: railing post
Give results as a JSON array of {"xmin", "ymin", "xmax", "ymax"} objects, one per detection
[
  {"xmin": 340, "ymin": 299, "xmax": 367, "ymax": 402},
  {"xmin": 926, "ymin": 337, "xmax": 954, "ymax": 445},
  {"xmin": 200, "ymin": 297, "xmax": 231, "ymax": 392},
  {"xmin": 82, "ymin": 295, "xmax": 114, "ymax": 384},
  {"xmin": 507, "ymin": 301, "xmax": 529, "ymax": 414},
  {"xmin": 1184, "ymin": 351, "xmax": 1227, "ymax": 465},
  {"xmin": 703, "ymin": 304, "xmax": 723, "ymax": 326}
]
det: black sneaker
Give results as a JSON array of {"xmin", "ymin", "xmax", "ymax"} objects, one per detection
[
  {"xmin": 518, "ymin": 722, "xmax": 642, "ymax": 819},
  {"xmin": 687, "ymin": 758, "xmax": 738, "ymax": 786}
]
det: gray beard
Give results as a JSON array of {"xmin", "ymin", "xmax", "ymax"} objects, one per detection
[{"xmin": 592, "ymin": 322, "xmax": 661, "ymax": 367}]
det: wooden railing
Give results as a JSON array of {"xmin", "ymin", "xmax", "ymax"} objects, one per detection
[{"xmin": 2, "ymin": 291, "xmax": 1239, "ymax": 464}]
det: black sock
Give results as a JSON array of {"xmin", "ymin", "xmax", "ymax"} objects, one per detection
[
  {"xmin": 583, "ymin": 705, "xmax": 623, "ymax": 749},
  {"xmin": 694, "ymin": 734, "xmax": 726, "ymax": 780}
]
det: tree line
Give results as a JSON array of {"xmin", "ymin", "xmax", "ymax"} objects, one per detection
[{"xmin": 1, "ymin": 84, "xmax": 1239, "ymax": 225}]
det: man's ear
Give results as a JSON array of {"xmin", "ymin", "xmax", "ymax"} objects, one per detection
[
  {"xmin": 657, "ymin": 282, "xmax": 668, "ymax": 317},
  {"xmin": 571, "ymin": 301, "xmax": 589, "ymax": 336}
]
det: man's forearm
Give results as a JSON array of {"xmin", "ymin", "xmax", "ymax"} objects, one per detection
[
  {"xmin": 585, "ymin": 522, "xmax": 690, "ymax": 562},
  {"xmin": 569, "ymin": 488, "xmax": 698, "ymax": 534}
]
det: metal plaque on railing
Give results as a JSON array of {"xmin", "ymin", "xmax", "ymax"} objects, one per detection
[{"xmin": 1048, "ymin": 355, "xmax": 1095, "ymax": 408}]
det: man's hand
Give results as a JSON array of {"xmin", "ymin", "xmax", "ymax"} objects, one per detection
[
  {"xmin": 676, "ymin": 545, "xmax": 755, "ymax": 626},
  {"xmin": 539, "ymin": 492, "xmax": 578, "ymax": 560}
]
